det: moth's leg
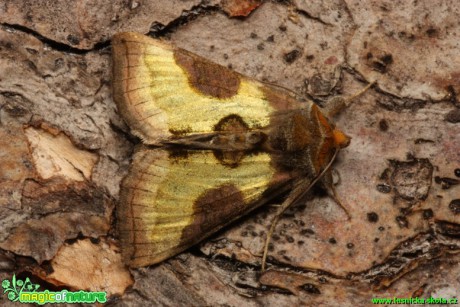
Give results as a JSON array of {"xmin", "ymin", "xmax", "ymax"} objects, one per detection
[
  {"xmin": 324, "ymin": 81, "xmax": 375, "ymax": 118},
  {"xmin": 320, "ymin": 170, "xmax": 350, "ymax": 219},
  {"xmin": 261, "ymin": 149, "xmax": 339, "ymax": 271},
  {"xmin": 261, "ymin": 177, "xmax": 312, "ymax": 271}
]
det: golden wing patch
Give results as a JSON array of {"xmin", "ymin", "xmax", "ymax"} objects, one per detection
[
  {"xmin": 112, "ymin": 32, "xmax": 292, "ymax": 144},
  {"xmin": 118, "ymin": 149, "xmax": 286, "ymax": 267}
]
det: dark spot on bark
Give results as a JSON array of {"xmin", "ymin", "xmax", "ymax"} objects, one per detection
[
  {"xmin": 246, "ymin": 224, "xmax": 255, "ymax": 230},
  {"xmin": 272, "ymin": 234, "xmax": 280, "ymax": 241},
  {"xmin": 406, "ymin": 152, "xmax": 415, "ymax": 160},
  {"xmin": 26, "ymin": 60, "xmax": 37, "ymax": 71},
  {"xmin": 380, "ymin": 168, "xmax": 391, "ymax": 180},
  {"xmin": 282, "ymin": 255, "xmax": 291, "ymax": 262},
  {"xmin": 381, "ymin": 54, "xmax": 393, "ymax": 64},
  {"xmin": 279, "ymin": 25, "xmax": 287, "ymax": 31},
  {"xmin": 367, "ymin": 212, "xmax": 379, "ymax": 223},
  {"xmin": 426, "ymin": 27, "xmax": 437, "ymax": 37},
  {"xmin": 26, "ymin": 48, "xmax": 37, "ymax": 55},
  {"xmin": 241, "ymin": 231, "xmax": 248, "ymax": 237},
  {"xmin": 1, "ymin": 40, "xmax": 14, "ymax": 50},
  {"xmin": 174, "ymin": 50, "xmax": 240, "ymax": 99},
  {"xmin": 250, "ymin": 32, "xmax": 258, "ymax": 39},
  {"xmin": 306, "ymin": 54, "xmax": 315, "ymax": 61},
  {"xmin": 372, "ymin": 62, "xmax": 386, "ymax": 73},
  {"xmin": 376, "ymin": 183, "xmax": 391, "ymax": 193},
  {"xmin": 396, "ymin": 216, "xmax": 409, "ymax": 228},
  {"xmin": 399, "ymin": 207, "xmax": 410, "ymax": 215},
  {"xmin": 455, "ymin": 169, "xmax": 460, "ymax": 177},
  {"xmin": 378, "ymin": 226, "xmax": 385, "ymax": 231},
  {"xmin": 379, "ymin": 119, "xmax": 389, "ymax": 131},
  {"xmin": 445, "ymin": 109, "xmax": 460, "ymax": 123},
  {"xmin": 346, "ymin": 243, "xmax": 354, "ymax": 249},
  {"xmin": 374, "ymin": 238, "xmax": 380, "ymax": 243},
  {"xmin": 449, "ymin": 199, "xmax": 460, "ymax": 214},
  {"xmin": 257, "ymin": 43, "xmax": 265, "ymax": 50},
  {"xmin": 67, "ymin": 34, "xmax": 80, "ymax": 45},
  {"xmin": 266, "ymin": 35, "xmax": 275, "ymax": 42},
  {"xmin": 286, "ymin": 236, "xmax": 294, "ymax": 243},
  {"xmin": 434, "ymin": 176, "xmax": 459, "ymax": 189},
  {"xmin": 268, "ymin": 243, "xmax": 274, "ymax": 251},
  {"xmin": 300, "ymin": 228, "xmax": 315, "ymax": 236},
  {"xmin": 301, "ymin": 283, "xmax": 321, "ymax": 294},
  {"xmin": 328, "ymin": 238, "xmax": 337, "ymax": 244},
  {"xmin": 284, "ymin": 49, "xmax": 301, "ymax": 64},
  {"xmin": 90, "ymin": 237, "xmax": 100, "ymax": 244},
  {"xmin": 366, "ymin": 52, "xmax": 373, "ymax": 59},
  {"xmin": 398, "ymin": 31, "xmax": 415, "ymax": 42},
  {"xmin": 370, "ymin": 53, "xmax": 393, "ymax": 73},
  {"xmin": 422, "ymin": 209, "xmax": 434, "ymax": 219},
  {"xmin": 54, "ymin": 58, "xmax": 64, "ymax": 70},
  {"xmin": 223, "ymin": 53, "xmax": 229, "ymax": 60},
  {"xmin": 297, "ymin": 240, "xmax": 304, "ymax": 245},
  {"xmin": 436, "ymin": 220, "xmax": 460, "ymax": 238},
  {"xmin": 446, "ymin": 85, "xmax": 459, "ymax": 107},
  {"xmin": 414, "ymin": 138, "xmax": 434, "ymax": 144}
]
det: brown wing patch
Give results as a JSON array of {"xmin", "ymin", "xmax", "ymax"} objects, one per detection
[
  {"xmin": 174, "ymin": 49, "xmax": 240, "ymax": 99},
  {"xmin": 214, "ymin": 114, "xmax": 249, "ymax": 132},
  {"xmin": 180, "ymin": 184, "xmax": 245, "ymax": 245},
  {"xmin": 261, "ymin": 84, "xmax": 304, "ymax": 110}
]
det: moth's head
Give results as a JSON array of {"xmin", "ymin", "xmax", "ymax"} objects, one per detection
[
  {"xmin": 310, "ymin": 104, "xmax": 351, "ymax": 172},
  {"xmin": 331, "ymin": 127, "xmax": 351, "ymax": 149}
]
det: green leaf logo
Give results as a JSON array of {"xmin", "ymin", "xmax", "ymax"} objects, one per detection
[{"xmin": 2, "ymin": 274, "xmax": 40, "ymax": 302}]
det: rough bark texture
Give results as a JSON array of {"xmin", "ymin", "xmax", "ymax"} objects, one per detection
[{"xmin": 0, "ymin": 1, "xmax": 459, "ymax": 306}]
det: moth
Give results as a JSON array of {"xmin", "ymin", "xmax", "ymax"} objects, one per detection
[{"xmin": 112, "ymin": 32, "xmax": 371, "ymax": 269}]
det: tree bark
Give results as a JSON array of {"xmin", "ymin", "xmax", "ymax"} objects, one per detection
[{"xmin": 0, "ymin": 1, "xmax": 459, "ymax": 305}]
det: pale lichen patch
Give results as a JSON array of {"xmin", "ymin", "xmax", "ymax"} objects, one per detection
[{"xmin": 24, "ymin": 126, "xmax": 97, "ymax": 181}]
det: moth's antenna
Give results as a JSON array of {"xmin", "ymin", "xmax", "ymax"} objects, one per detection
[
  {"xmin": 325, "ymin": 81, "xmax": 376, "ymax": 118},
  {"xmin": 344, "ymin": 81, "xmax": 375, "ymax": 108},
  {"xmin": 261, "ymin": 148, "xmax": 339, "ymax": 271}
]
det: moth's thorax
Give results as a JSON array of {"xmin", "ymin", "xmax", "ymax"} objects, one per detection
[{"xmin": 267, "ymin": 104, "xmax": 350, "ymax": 174}]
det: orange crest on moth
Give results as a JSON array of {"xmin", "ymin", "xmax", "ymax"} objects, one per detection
[{"xmin": 112, "ymin": 32, "xmax": 370, "ymax": 268}]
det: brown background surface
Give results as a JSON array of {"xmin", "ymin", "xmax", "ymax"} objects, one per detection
[{"xmin": 0, "ymin": 0, "xmax": 459, "ymax": 305}]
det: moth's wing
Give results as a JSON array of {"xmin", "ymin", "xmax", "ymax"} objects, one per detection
[
  {"xmin": 118, "ymin": 148, "xmax": 294, "ymax": 267},
  {"xmin": 112, "ymin": 32, "xmax": 304, "ymax": 144}
]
